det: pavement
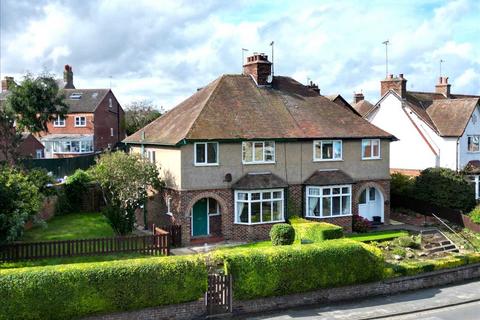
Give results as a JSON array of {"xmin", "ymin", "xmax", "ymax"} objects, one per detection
[
  {"xmin": 171, "ymin": 240, "xmax": 246, "ymax": 255},
  {"xmin": 244, "ymin": 280, "xmax": 480, "ymax": 320}
]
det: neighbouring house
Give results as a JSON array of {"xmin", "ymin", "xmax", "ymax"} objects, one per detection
[
  {"xmin": 124, "ymin": 53, "xmax": 395, "ymax": 245},
  {"xmin": 326, "ymin": 93, "xmax": 362, "ymax": 116},
  {"xmin": 0, "ymin": 78, "xmax": 45, "ymax": 160},
  {"xmin": 360, "ymin": 74, "xmax": 480, "ymax": 197}
]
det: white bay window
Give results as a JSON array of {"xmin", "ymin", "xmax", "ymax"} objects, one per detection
[
  {"xmin": 235, "ymin": 189, "xmax": 284, "ymax": 224},
  {"xmin": 306, "ymin": 185, "xmax": 352, "ymax": 218}
]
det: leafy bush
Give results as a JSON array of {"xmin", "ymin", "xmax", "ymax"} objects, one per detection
[
  {"xmin": 26, "ymin": 168, "xmax": 56, "ymax": 197},
  {"xmin": 391, "ymin": 236, "xmax": 418, "ymax": 249},
  {"xmin": 390, "ymin": 172, "xmax": 415, "ymax": 197},
  {"xmin": 414, "ymin": 167, "xmax": 475, "ymax": 212},
  {"xmin": 0, "ymin": 166, "xmax": 42, "ymax": 245},
  {"xmin": 0, "ymin": 255, "xmax": 207, "ymax": 320},
  {"xmin": 102, "ymin": 205, "xmax": 136, "ymax": 236},
  {"xmin": 352, "ymin": 214, "xmax": 371, "ymax": 233},
  {"xmin": 270, "ymin": 223, "xmax": 295, "ymax": 246},
  {"xmin": 289, "ymin": 216, "xmax": 343, "ymax": 242},
  {"xmin": 469, "ymin": 206, "xmax": 480, "ymax": 224},
  {"xmin": 56, "ymin": 169, "xmax": 92, "ymax": 215},
  {"xmin": 213, "ymin": 239, "xmax": 384, "ymax": 300}
]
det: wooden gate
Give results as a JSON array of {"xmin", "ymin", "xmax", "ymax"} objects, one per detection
[{"xmin": 206, "ymin": 274, "xmax": 232, "ymax": 316}]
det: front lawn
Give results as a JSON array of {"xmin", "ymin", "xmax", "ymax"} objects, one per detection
[
  {"xmin": 22, "ymin": 212, "xmax": 115, "ymax": 242},
  {"xmin": 347, "ymin": 230, "xmax": 409, "ymax": 242}
]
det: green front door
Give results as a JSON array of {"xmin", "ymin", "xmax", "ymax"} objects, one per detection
[{"xmin": 192, "ymin": 199, "xmax": 208, "ymax": 237}]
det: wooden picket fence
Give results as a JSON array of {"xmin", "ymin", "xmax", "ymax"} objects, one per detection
[{"xmin": 0, "ymin": 234, "xmax": 169, "ymax": 262}]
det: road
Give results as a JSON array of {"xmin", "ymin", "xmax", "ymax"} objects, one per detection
[{"xmin": 244, "ymin": 280, "xmax": 480, "ymax": 320}]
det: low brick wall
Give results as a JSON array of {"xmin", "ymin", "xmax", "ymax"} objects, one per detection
[{"xmin": 81, "ymin": 263, "xmax": 480, "ymax": 320}]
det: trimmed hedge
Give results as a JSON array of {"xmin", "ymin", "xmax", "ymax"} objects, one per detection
[
  {"xmin": 469, "ymin": 206, "xmax": 480, "ymax": 224},
  {"xmin": 0, "ymin": 255, "xmax": 207, "ymax": 320},
  {"xmin": 213, "ymin": 239, "xmax": 384, "ymax": 300},
  {"xmin": 270, "ymin": 223, "xmax": 295, "ymax": 245},
  {"xmin": 289, "ymin": 216, "xmax": 344, "ymax": 242}
]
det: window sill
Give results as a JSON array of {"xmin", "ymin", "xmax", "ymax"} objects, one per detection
[
  {"xmin": 234, "ymin": 220, "xmax": 284, "ymax": 225},
  {"xmin": 166, "ymin": 212, "xmax": 173, "ymax": 216},
  {"xmin": 305, "ymin": 214, "xmax": 352, "ymax": 219},
  {"xmin": 194, "ymin": 163, "xmax": 219, "ymax": 167},
  {"xmin": 74, "ymin": 125, "xmax": 87, "ymax": 128},
  {"xmin": 209, "ymin": 213, "xmax": 221, "ymax": 216},
  {"xmin": 242, "ymin": 161, "xmax": 276, "ymax": 165},
  {"xmin": 313, "ymin": 159, "xmax": 343, "ymax": 162},
  {"xmin": 361, "ymin": 157, "xmax": 382, "ymax": 161}
]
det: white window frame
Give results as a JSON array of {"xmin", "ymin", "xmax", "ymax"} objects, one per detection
[
  {"xmin": 35, "ymin": 149, "xmax": 44, "ymax": 159},
  {"xmin": 207, "ymin": 198, "xmax": 220, "ymax": 216},
  {"xmin": 194, "ymin": 142, "xmax": 219, "ymax": 166},
  {"xmin": 53, "ymin": 116, "xmax": 66, "ymax": 127},
  {"xmin": 74, "ymin": 116, "xmax": 86, "ymax": 127},
  {"xmin": 467, "ymin": 136, "xmax": 480, "ymax": 153},
  {"xmin": 166, "ymin": 197, "xmax": 173, "ymax": 216},
  {"xmin": 305, "ymin": 185, "xmax": 352, "ymax": 218},
  {"xmin": 109, "ymin": 97, "xmax": 113, "ymax": 108},
  {"xmin": 362, "ymin": 139, "xmax": 381, "ymax": 160},
  {"xmin": 242, "ymin": 141, "xmax": 276, "ymax": 164},
  {"xmin": 468, "ymin": 175, "xmax": 480, "ymax": 200},
  {"xmin": 144, "ymin": 150, "xmax": 156, "ymax": 163},
  {"xmin": 234, "ymin": 189, "xmax": 284, "ymax": 225},
  {"xmin": 313, "ymin": 140, "xmax": 343, "ymax": 161}
]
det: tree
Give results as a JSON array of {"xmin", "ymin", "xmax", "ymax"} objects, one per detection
[
  {"xmin": 124, "ymin": 100, "xmax": 163, "ymax": 136},
  {"xmin": 89, "ymin": 151, "xmax": 162, "ymax": 234},
  {"xmin": 0, "ymin": 73, "xmax": 68, "ymax": 163},
  {"xmin": 0, "ymin": 166, "xmax": 42, "ymax": 245}
]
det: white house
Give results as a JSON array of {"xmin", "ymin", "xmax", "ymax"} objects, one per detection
[{"xmin": 353, "ymin": 74, "xmax": 480, "ymax": 197}]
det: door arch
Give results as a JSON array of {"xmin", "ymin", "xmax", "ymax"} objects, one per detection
[{"xmin": 358, "ymin": 186, "xmax": 384, "ymax": 222}]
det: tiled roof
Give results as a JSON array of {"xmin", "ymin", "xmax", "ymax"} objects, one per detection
[
  {"xmin": 353, "ymin": 100, "xmax": 376, "ymax": 117},
  {"xmin": 232, "ymin": 172, "xmax": 288, "ymax": 190},
  {"xmin": 403, "ymin": 91, "xmax": 480, "ymax": 137},
  {"xmin": 303, "ymin": 169, "xmax": 354, "ymax": 185},
  {"xmin": 124, "ymin": 75, "xmax": 394, "ymax": 145}
]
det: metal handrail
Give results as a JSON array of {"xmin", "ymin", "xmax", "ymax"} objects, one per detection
[{"xmin": 432, "ymin": 213, "xmax": 478, "ymax": 252}]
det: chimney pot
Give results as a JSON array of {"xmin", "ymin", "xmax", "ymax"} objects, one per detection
[
  {"xmin": 243, "ymin": 52, "xmax": 272, "ymax": 86},
  {"xmin": 399, "ymin": 73, "xmax": 404, "ymax": 79},
  {"xmin": 63, "ymin": 64, "xmax": 75, "ymax": 89},
  {"xmin": 381, "ymin": 73, "xmax": 407, "ymax": 97},
  {"xmin": 353, "ymin": 92, "xmax": 365, "ymax": 104}
]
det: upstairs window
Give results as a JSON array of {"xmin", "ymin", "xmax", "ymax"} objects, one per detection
[
  {"xmin": 468, "ymin": 136, "xmax": 480, "ymax": 152},
  {"xmin": 242, "ymin": 141, "xmax": 275, "ymax": 164},
  {"xmin": 362, "ymin": 139, "xmax": 381, "ymax": 159},
  {"xmin": 109, "ymin": 98, "xmax": 113, "ymax": 108},
  {"xmin": 74, "ymin": 116, "xmax": 86, "ymax": 127},
  {"xmin": 313, "ymin": 140, "xmax": 342, "ymax": 161},
  {"xmin": 53, "ymin": 116, "xmax": 66, "ymax": 127},
  {"xmin": 194, "ymin": 142, "xmax": 218, "ymax": 166}
]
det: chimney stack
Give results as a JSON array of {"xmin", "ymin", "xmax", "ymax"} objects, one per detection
[
  {"xmin": 380, "ymin": 74, "xmax": 407, "ymax": 98},
  {"xmin": 353, "ymin": 92, "xmax": 364, "ymax": 104},
  {"xmin": 63, "ymin": 64, "xmax": 75, "ymax": 89},
  {"xmin": 307, "ymin": 81, "xmax": 320, "ymax": 95},
  {"xmin": 435, "ymin": 76, "xmax": 451, "ymax": 98},
  {"xmin": 1, "ymin": 76, "xmax": 15, "ymax": 92},
  {"xmin": 243, "ymin": 53, "xmax": 272, "ymax": 86}
]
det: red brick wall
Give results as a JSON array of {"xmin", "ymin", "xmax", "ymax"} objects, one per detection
[
  {"xmin": 43, "ymin": 113, "xmax": 94, "ymax": 135},
  {"xmin": 17, "ymin": 134, "xmax": 44, "ymax": 158},
  {"xmin": 94, "ymin": 91, "xmax": 125, "ymax": 151}
]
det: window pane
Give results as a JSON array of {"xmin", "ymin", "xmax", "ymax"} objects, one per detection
[
  {"xmin": 237, "ymin": 192, "xmax": 248, "ymax": 201},
  {"xmin": 372, "ymin": 140, "xmax": 380, "ymax": 157},
  {"xmin": 262, "ymin": 192, "xmax": 271, "ymax": 200},
  {"xmin": 322, "ymin": 197, "xmax": 331, "ymax": 216},
  {"xmin": 265, "ymin": 141, "xmax": 274, "ymax": 161},
  {"xmin": 71, "ymin": 141, "xmax": 79, "ymax": 152},
  {"xmin": 362, "ymin": 140, "xmax": 371, "ymax": 158},
  {"xmin": 196, "ymin": 144, "xmax": 205, "ymax": 163},
  {"xmin": 342, "ymin": 196, "xmax": 351, "ymax": 215},
  {"xmin": 242, "ymin": 142, "xmax": 253, "ymax": 162},
  {"xmin": 359, "ymin": 190, "xmax": 367, "ymax": 204},
  {"xmin": 322, "ymin": 142, "xmax": 333, "ymax": 159},
  {"xmin": 272, "ymin": 200, "xmax": 282, "ymax": 221},
  {"xmin": 238, "ymin": 202, "xmax": 248, "ymax": 223},
  {"xmin": 251, "ymin": 192, "xmax": 260, "ymax": 200},
  {"xmin": 333, "ymin": 141, "xmax": 342, "ymax": 159},
  {"xmin": 369, "ymin": 188, "xmax": 376, "ymax": 201},
  {"xmin": 272, "ymin": 191, "xmax": 282, "ymax": 199},
  {"xmin": 251, "ymin": 202, "xmax": 261, "ymax": 223},
  {"xmin": 323, "ymin": 188, "xmax": 331, "ymax": 196},
  {"xmin": 207, "ymin": 143, "xmax": 217, "ymax": 163},
  {"xmin": 308, "ymin": 197, "xmax": 320, "ymax": 216},
  {"xmin": 314, "ymin": 142, "xmax": 322, "ymax": 159},
  {"xmin": 254, "ymin": 142, "xmax": 264, "ymax": 161},
  {"xmin": 309, "ymin": 187, "xmax": 320, "ymax": 196},
  {"xmin": 208, "ymin": 198, "xmax": 218, "ymax": 214},
  {"xmin": 342, "ymin": 187, "xmax": 349, "ymax": 194},
  {"xmin": 262, "ymin": 202, "xmax": 272, "ymax": 222},
  {"xmin": 333, "ymin": 188, "xmax": 340, "ymax": 195},
  {"xmin": 332, "ymin": 196, "xmax": 341, "ymax": 215}
]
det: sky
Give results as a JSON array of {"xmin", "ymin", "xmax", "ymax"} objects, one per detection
[{"xmin": 1, "ymin": 0, "xmax": 479, "ymax": 110}]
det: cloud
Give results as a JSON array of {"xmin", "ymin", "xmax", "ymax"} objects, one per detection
[{"xmin": 1, "ymin": 0, "xmax": 479, "ymax": 109}]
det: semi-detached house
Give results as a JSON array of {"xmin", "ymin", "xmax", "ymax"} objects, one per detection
[{"xmin": 124, "ymin": 53, "xmax": 396, "ymax": 245}]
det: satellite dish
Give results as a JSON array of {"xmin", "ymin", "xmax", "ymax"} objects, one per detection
[{"xmin": 267, "ymin": 75, "xmax": 273, "ymax": 84}]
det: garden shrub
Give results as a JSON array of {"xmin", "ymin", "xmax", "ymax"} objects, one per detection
[
  {"xmin": 270, "ymin": 223, "xmax": 295, "ymax": 246},
  {"xmin": 390, "ymin": 172, "xmax": 415, "ymax": 197},
  {"xmin": 289, "ymin": 216, "xmax": 343, "ymax": 242},
  {"xmin": 56, "ymin": 169, "xmax": 92, "ymax": 215},
  {"xmin": 352, "ymin": 215, "xmax": 371, "ymax": 233},
  {"xmin": 469, "ymin": 206, "xmax": 480, "ymax": 224},
  {"xmin": 414, "ymin": 167, "xmax": 475, "ymax": 212},
  {"xmin": 392, "ymin": 236, "xmax": 418, "ymax": 249},
  {"xmin": 0, "ymin": 255, "xmax": 207, "ymax": 320},
  {"xmin": 212, "ymin": 239, "xmax": 384, "ymax": 300},
  {"xmin": 26, "ymin": 168, "xmax": 56, "ymax": 197}
]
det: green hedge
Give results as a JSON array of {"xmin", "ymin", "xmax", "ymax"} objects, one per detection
[
  {"xmin": 0, "ymin": 255, "xmax": 207, "ymax": 320},
  {"xmin": 469, "ymin": 207, "xmax": 480, "ymax": 224},
  {"xmin": 213, "ymin": 239, "xmax": 384, "ymax": 300},
  {"xmin": 270, "ymin": 223, "xmax": 295, "ymax": 245},
  {"xmin": 289, "ymin": 216, "xmax": 344, "ymax": 242}
]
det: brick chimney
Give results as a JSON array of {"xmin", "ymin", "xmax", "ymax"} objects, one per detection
[
  {"xmin": 435, "ymin": 76, "xmax": 451, "ymax": 98},
  {"xmin": 63, "ymin": 64, "xmax": 75, "ymax": 89},
  {"xmin": 353, "ymin": 92, "xmax": 364, "ymax": 104},
  {"xmin": 380, "ymin": 74, "xmax": 407, "ymax": 98},
  {"xmin": 307, "ymin": 81, "xmax": 320, "ymax": 95},
  {"xmin": 243, "ymin": 53, "xmax": 272, "ymax": 86},
  {"xmin": 1, "ymin": 76, "xmax": 15, "ymax": 92}
]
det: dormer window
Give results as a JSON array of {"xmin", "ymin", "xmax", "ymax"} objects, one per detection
[
  {"xmin": 69, "ymin": 93, "xmax": 82, "ymax": 100},
  {"xmin": 53, "ymin": 116, "xmax": 66, "ymax": 127}
]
